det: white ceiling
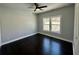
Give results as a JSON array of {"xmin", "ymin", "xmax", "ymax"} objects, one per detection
[{"xmin": 0, "ymin": 3, "xmax": 72, "ymax": 13}]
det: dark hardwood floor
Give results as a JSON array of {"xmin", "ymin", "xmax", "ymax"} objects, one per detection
[{"xmin": 0, "ymin": 33, "xmax": 73, "ymax": 55}]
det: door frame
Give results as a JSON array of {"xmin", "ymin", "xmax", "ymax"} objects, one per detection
[{"xmin": 73, "ymin": 3, "xmax": 79, "ymax": 55}]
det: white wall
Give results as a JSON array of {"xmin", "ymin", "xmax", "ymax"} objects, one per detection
[
  {"xmin": 0, "ymin": 4, "xmax": 37, "ymax": 45},
  {"xmin": 73, "ymin": 3, "xmax": 79, "ymax": 55},
  {"xmin": 37, "ymin": 5, "xmax": 74, "ymax": 43}
]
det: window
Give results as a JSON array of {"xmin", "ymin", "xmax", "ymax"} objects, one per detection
[
  {"xmin": 51, "ymin": 16, "xmax": 61, "ymax": 33},
  {"xmin": 43, "ymin": 16, "xmax": 61, "ymax": 33},
  {"xmin": 43, "ymin": 18, "xmax": 50, "ymax": 31}
]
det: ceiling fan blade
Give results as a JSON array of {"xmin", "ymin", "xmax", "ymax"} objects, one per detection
[{"xmin": 39, "ymin": 6, "xmax": 47, "ymax": 8}]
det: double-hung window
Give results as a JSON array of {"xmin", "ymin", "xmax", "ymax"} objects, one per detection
[{"xmin": 43, "ymin": 16, "xmax": 61, "ymax": 33}]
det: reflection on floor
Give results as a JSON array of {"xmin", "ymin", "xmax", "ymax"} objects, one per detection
[
  {"xmin": 0, "ymin": 33, "xmax": 73, "ymax": 55},
  {"xmin": 43, "ymin": 38, "xmax": 61, "ymax": 55}
]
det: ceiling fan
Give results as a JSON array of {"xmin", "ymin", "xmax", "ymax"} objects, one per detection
[
  {"xmin": 34, "ymin": 3, "xmax": 47, "ymax": 12},
  {"xmin": 33, "ymin": 3, "xmax": 47, "ymax": 12}
]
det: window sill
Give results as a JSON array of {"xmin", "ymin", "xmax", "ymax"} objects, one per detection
[
  {"xmin": 43, "ymin": 30, "xmax": 61, "ymax": 34},
  {"xmin": 51, "ymin": 32, "xmax": 61, "ymax": 34}
]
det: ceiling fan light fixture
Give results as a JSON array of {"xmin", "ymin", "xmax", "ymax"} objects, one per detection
[{"xmin": 36, "ymin": 9, "xmax": 40, "ymax": 11}]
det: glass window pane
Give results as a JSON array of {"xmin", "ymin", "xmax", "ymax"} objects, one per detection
[
  {"xmin": 43, "ymin": 25, "xmax": 49, "ymax": 31},
  {"xmin": 43, "ymin": 18, "xmax": 50, "ymax": 24},
  {"xmin": 51, "ymin": 24, "xmax": 60, "ymax": 33},
  {"xmin": 51, "ymin": 16, "xmax": 60, "ymax": 24}
]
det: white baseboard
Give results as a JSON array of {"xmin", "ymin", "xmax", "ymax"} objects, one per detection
[
  {"xmin": 38, "ymin": 32, "xmax": 73, "ymax": 43},
  {"xmin": 1, "ymin": 33, "xmax": 37, "ymax": 46},
  {"xmin": 0, "ymin": 32, "xmax": 73, "ymax": 46}
]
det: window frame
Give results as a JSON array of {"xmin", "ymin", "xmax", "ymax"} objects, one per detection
[{"xmin": 43, "ymin": 16, "xmax": 61, "ymax": 34}]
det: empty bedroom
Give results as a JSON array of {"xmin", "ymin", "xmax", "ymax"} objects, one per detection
[{"xmin": 0, "ymin": 3, "xmax": 79, "ymax": 55}]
